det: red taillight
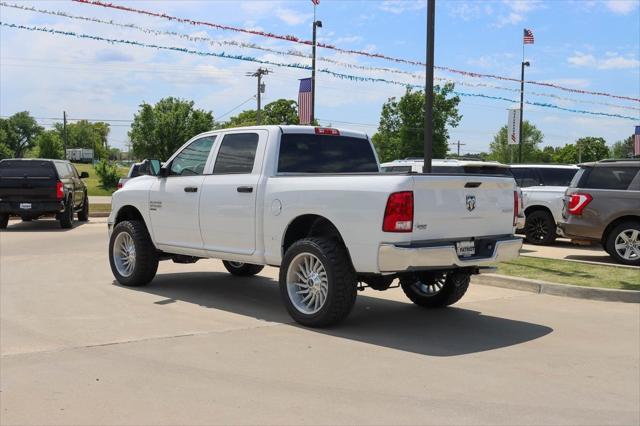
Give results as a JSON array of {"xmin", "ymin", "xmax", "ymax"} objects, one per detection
[
  {"xmin": 513, "ymin": 191, "xmax": 519, "ymax": 226},
  {"xmin": 567, "ymin": 193, "xmax": 592, "ymax": 215},
  {"xmin": 314, "ymin": 127, "xmax": 340, "ymax": 136},
  {"xmin": 117, "ymin": 182, "xmax": 123, "ymax": 189},
  {"xmin": 383, "ymin": 191, "xmax": 414, "ymax": 232},
  {"xmin": 56, "ymin": 181, "xmax": 64, "ymax": 200}
]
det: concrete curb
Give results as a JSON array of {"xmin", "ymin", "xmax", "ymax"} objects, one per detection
[
  {"xmin": 89, "ymin": 212, "xmax": 110, "ymax": 218},
  {"xmin": 474, "ymin": 273, "xmax": 640, "ymax": 303}
]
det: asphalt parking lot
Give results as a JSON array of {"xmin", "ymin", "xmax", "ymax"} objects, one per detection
[{"xmin": 1, "ymin": 218, "xmax": 639, "ymax": 425}]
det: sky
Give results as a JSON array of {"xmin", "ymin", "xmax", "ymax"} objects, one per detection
[{"xmin": 1, "ymin": 0, "xmax": 639, "ymax": 155}]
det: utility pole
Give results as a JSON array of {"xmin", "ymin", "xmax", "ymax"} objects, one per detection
[
  {"xmin": 423, "ymin": 0, "xmax": 436, "ymax": 173},
  {"xmin": 518, "ymin": 60, "xmax": 530, "ymax": 163},
  {"xmin": 455, "ymin": 140, "xmax": 466, "ymax": 157},
  {"xmin": 63, "ymin": 111, "xmax": 68, "ymax": 160},
  {"xmin": 311, "ymin": 16, "xmax": 323, "ymax": 124},
  {"xmin": 246, "ymin": 68, "xmax": 271, "ymax": 125}
]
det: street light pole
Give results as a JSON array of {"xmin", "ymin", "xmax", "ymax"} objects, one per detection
[
  {"xmin": 311, "ymin": 17, "xmax": 322, "ymax": 124},
  {"xmin": 518, "ymin": 60, "xmax": 530, "ymax": 163},
  {"xmin": 423, "ymin": 0, "xmax": 436, "ymax": 173}
]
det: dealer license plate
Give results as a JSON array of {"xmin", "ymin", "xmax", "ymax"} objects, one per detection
[
  {"xmin": 19, "ymin": 203, "xmax": 32, "ymax": 210},
  {"xmin": 456, "ymin": 240, "xmax": 475, "ymax": 257}
]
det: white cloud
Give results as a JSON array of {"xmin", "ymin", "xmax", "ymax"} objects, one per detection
[
  {"xmin": 379, "ymin": 0, "xmax": 426, "ymax": 14},
  {"xmin": 493, "ymin": 0, "xmax": 544, "ymax": 27},
  {"xmin": 568, "ymin": 51, "xmax": 640, "ymax": 69},
  {"xmin": 604, "ymin": 0, "xmax": 639, "ymax": 14},
  {"xmin": 274, "ymin": 8, "xmax": 312, "ymax": 26}
]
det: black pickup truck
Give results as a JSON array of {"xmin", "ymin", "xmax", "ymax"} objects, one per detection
[{"xmin": 0, "ymin": 159, "xmax": 90, "ymax": 229}]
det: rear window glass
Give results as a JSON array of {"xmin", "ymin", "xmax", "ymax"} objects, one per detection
[
  {"xmin": 583, "ymin": 166, "xmax": 639, "ymax": 190},
  {"xmin": 511, "ymin": 168, "xmax": 541, "ymax": 187},
  {"xmin": 538, "ymin": 168, "xmax": 577, "ymax": 186},
  {"xmin": 462, "ymin": 166, "xmax": 512, "ymax": 176},
  {"xmin": 432, "ymin": 166, "xmax": 464, "ymax": 173},
  {"xmin": 278, "ymin": 134, "xmax": 378, "ymax": 173},
  {"xmin": 0, "ymin": 160, "xmax": 57, "ymax": 178},
  {"xmin": 381, "ymin": 166, "xmax": 412, "ymax": 172}
]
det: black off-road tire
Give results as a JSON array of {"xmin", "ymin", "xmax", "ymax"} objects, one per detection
[
  {"xmin": 279, "ymin": 237, "xmax": 357, "ymax": 327},
  {"xmin": 77, "ymin": 194, "xmax": 89, "ymax": 222},
  {"xmin": 605, "ymin": 221, "xmax": 640, "ymax": 266},
  {"xmin": 59, "ymin": 197, "xmax": 74, "ymax": 229},
  {"xmin": 222, "ymin": 261, "xmax": 264, "ymax": 276},
  {"xmin": 400, "ymin": 270, "xmax": 471, "ymax": 308},
  {"xmin": 524, "ymin": 210, "xmax": 557, "ymax": 245},
  {"xmin": 109, "ymin": 220, "xmax": 159, "ymax": 286},
  {"xmin": 0, "ymin": 214, "xmax": 8, "ymax": 229}
]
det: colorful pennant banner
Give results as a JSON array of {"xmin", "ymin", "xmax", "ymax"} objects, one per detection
[
  {"xmin": 1, "ymin": 21, "xmax": 637, "ymax": 122},
  {"xmin": 71, "ymin": 0, "xmax": 639, "ymax": 103}
]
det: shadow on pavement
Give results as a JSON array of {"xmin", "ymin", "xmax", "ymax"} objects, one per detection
[
  {"xmin": 122, "ymin": 271, "xmax": 553, "ymax": 357},
  {"xmin": 0, "ymin": 219, "xmax": 88, "ymax": 232}
]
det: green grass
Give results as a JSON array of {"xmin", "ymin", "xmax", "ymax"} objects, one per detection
[
  {"xmin": 73, "ymin": 163, "xmax": 129, "ymax": 196},
  {"xmin": 89, "ymin": 203, "xmax": 112, "ymax": 213},
  {"xmin": 495, "ymin": 256, "xmax": 640, "ymax": 291}
]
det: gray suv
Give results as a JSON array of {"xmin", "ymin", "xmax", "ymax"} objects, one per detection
[{"xmin": 558, "ymin": 159, "xmax": 640, "ymax": 266}]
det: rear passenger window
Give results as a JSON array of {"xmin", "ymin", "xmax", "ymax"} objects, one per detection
[
  {"xmin": 511, "ymin": 168, "xmax": 541, "ymax": 187},
  {"xmin": 54, "ymin": 163, "xmax": 73, "ymax": 179},
  {"xmin": 583, "ymin": 167, "xmax": 639, "ymax": 190},
  {"xmin": 214, "ymin": 133, "xmax": 259, "ymax": 174},
  {"xmin": 538, "ymin": 168, "xmax": 577, "ymax": 186},
  {"xmin": 382, "ymin": 166, "xmax": 412, "ymax": 172}
]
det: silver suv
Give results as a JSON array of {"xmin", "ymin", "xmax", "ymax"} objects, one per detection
[{"xmin": 558, "ymin": 160, "xmax": 640, "ymax": 266}]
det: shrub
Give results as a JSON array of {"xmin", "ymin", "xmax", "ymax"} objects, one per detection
[{"xmin": 95, "ymin": 160, "xmax": 120, "ymax": 189}]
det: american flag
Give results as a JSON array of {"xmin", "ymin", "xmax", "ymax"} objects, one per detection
[
  {"xmin": 311, "ymin": 0, "xmax": 320, "ymax": 5},
  {"xmin": 634, "ymin": 126, "xmax": 640, "ymax": 156},
  {"xmin": 524, "ymin": 28, "xmax": 534, "ymax": 44},
  {"xmin": 298, "ymin": 78, "xmax": 312, "ymax": 125}
]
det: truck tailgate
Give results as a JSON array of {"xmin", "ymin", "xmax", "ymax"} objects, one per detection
[
  {"xmin": 0, "ymin": 160, "xmax": 58, "ymax": 201},
  {"xmin": 411, "ymin": 175, "xmax": 516, "ymax": 240}
]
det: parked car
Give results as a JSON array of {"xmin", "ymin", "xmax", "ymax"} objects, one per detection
[
  {"xmin": 510, "ymin": 164, "xmax": 579, "ymax": 245},
  {"xmin": 0, "ymin": 159, "xmax": 89, "ymax": 229},
  {"xmin": 117, "ymin": 162, "xmax": 143, "ymax": 189},
  {"xmin": 381, "ymin": 158, "xmax": 526, "ymax": 229},
  {"xmin": 108, "ymin": 126, "xmax": 522, "ymax": 327},
  {"xmin": 558, "ymin": 159, "xmax": 640, "ymax": 266}
]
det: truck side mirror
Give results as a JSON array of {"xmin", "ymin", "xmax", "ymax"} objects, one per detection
[
  {"xmin": 80, "ymin": 171, "xmax": 89, "ymax": 179},
  {"xmin": 138, "ymin": 159, "xmax": 162, "ymax": 176}
]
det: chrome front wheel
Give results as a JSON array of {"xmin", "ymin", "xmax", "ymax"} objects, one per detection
[{"xmin": 113, "ymin": 231, "xmax": 136, "ymax": 277}]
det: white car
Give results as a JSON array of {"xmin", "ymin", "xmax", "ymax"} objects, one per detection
[
  {"xmin": 108, "ymin": 126, "xmax": 522, "ymax": 327},
  {"xmin": 510, "ymin": 164, "xmax": 579, "ymax": 245},
  {"xmin": 381, "ymin": 158, "xmax": 526, "ymax": 229}
]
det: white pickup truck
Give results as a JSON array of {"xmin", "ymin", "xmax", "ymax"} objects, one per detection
[{"xmin": 108, "ymin": 126, "xmax": 522, "ymax": 327}]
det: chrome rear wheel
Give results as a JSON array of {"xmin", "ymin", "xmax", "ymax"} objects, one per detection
[{"xmin": 286, "ymin": 253, "xmax": 328, "ymax": 315}]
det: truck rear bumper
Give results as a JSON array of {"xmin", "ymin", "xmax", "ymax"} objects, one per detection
[
  {"xmin": 378, "ymin": 236, "xmax": 522, "ymax": 272},
  {"xmin": 0, "ymin": 201, "xmax": 65, "ymax": 216}
]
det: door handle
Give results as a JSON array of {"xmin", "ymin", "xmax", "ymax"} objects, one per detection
[
  {"xmin": 237, "ymin": 186, "xmax": 253, "ymax": 193},
  {"xmin": 184, "ymin": 187, "xmax": 198, "ymax": 193}
]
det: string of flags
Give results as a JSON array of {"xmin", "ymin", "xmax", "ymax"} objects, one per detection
[
  {"xmin": 69, "ymin": 0, "xmax": 639, "ymax": 103},
  {"xmin": 2, "ymin": 21, "xmax": 637, "ymax": 123},
  {"xmin": 2, "ymin": 1, "xmax": 638, "ymax": 114}
]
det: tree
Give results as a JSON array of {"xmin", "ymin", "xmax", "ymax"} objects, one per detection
[
  {"xmin": 575, "ymin": 137, "xmax": 609, "ymax": 162},
  {"xmin": 219, "ymin": 99, "xmax": 301, "ymax": 128},
  {"xmin": 0, "ymin": 111, "xmax": 43, "ymax": 158},
  {"xmin": 611, "ymin": 135, "xmax": 635, "ymax": 158},
  {"xmin": 129, "ymin": 97, "xmax": 214, "ymax": 160},
  {"xmin": 553, "ymin": 144, "xmax": 578, "ymax": 164},
  {"xmin": 488, "ymin": 121, "xmax": 543, "ymax": 164},
  {"xmin": 35, "ymin": 131, "xmax": 64, "ymax": 159},
  {"xmin": 371, "ymin": 83, "xmax": 461, "ymax": 163},
  {"xmin": 53, "ymin": 120, "xmax": 111, "ymax": 159}
]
